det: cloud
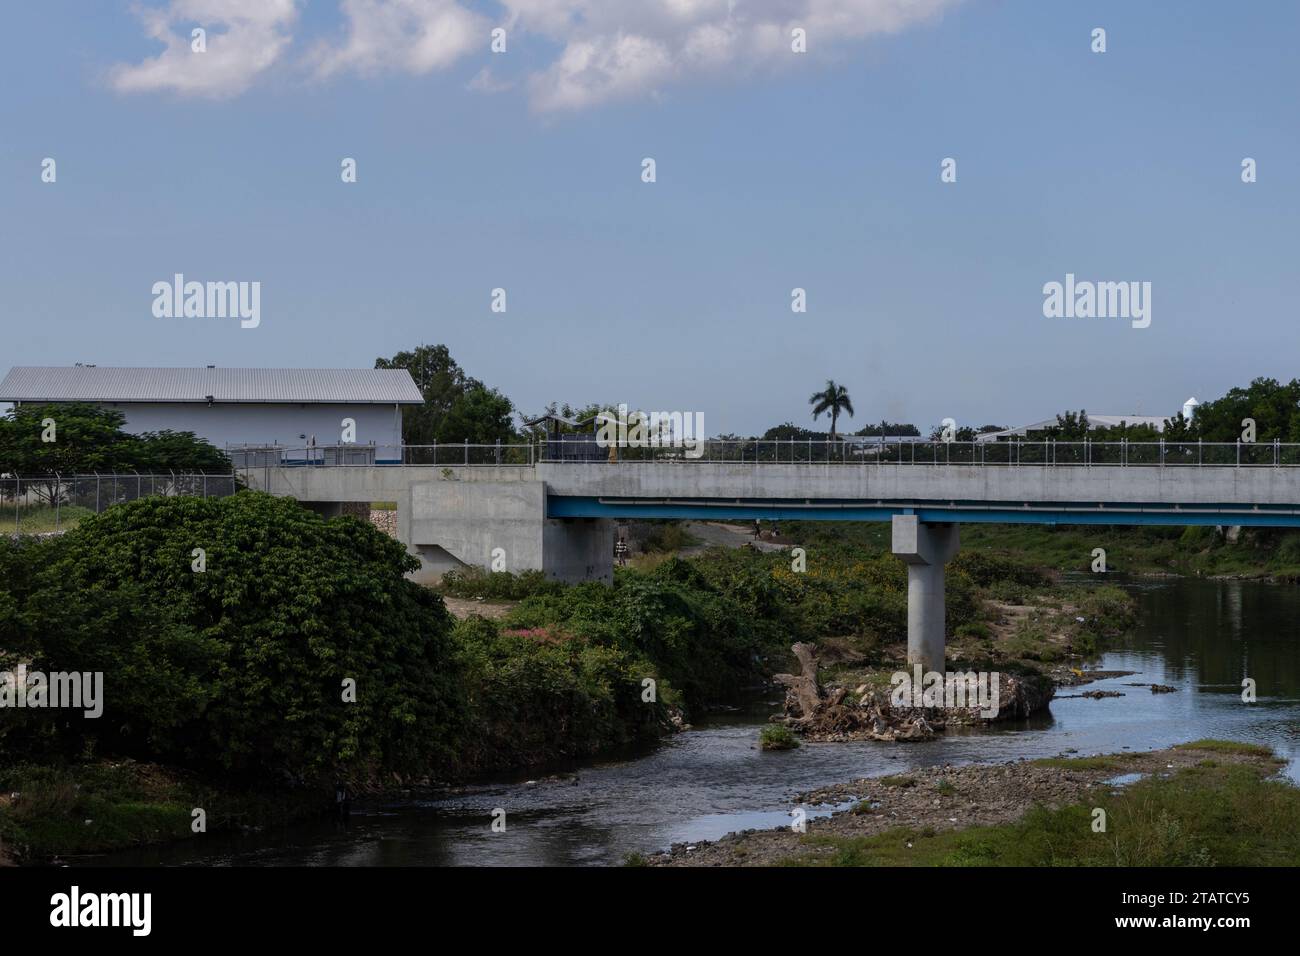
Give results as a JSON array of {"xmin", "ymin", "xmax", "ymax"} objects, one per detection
[
  {"xmin": 108, "ymin": 0, "xmax": 963, "ymax": 110},
  {"xmin": 466, "ymin": 66, "xmax": 515, "ymax": 94},
  {"xmin": 108, "ymin": 0, "xmax": 299, "ymax": 98},
  {"xmin": 307, "ymin": 0, "xmax": 486, "ymax": 78},
  {"xmin": 516, "ymin": 0, "xmax": 965, "ymax": 112}
]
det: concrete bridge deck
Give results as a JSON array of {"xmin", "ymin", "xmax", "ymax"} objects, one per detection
[{"xmin": 241, "ymin": 453, "xmax": 1300, "ymax": 674}]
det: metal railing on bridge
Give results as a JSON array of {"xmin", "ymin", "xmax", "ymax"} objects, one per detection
[
  {"xmin": 3, "ymin": 473, "xmax": 239, "ymax": 535},
  {"xmin": 231, "ymin": 442, "xmax": 537, "ymax": 468},
  {"xmin": 230, "ymin": 438, "xmax": 1300, "ymax": 468}
]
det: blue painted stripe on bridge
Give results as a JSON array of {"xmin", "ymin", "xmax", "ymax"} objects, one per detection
[{"xmin": 545, "ymin": 496, "xmax": 1300, "ymax": 527}]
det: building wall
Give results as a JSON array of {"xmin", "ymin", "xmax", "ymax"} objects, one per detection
[{"xmin": 97, "ymin": 402, "xmax": 405, "ymax": 462}]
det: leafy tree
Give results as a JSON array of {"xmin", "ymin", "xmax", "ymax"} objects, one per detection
[
  {"xmin": 0, "ymin": 404, "xmax": 228, "ymax": 504},
  {"xmin": 375, "ymin": 344, "xmax": 482, "ymax": 445},
  {"xmin": 763, "ymin": 422, "xmax": 826, "ymax": 441},
  {"xmin": 1180, "ymin": 378, "xmax": 1300, "ymax": 443},
  {"xmin": 808, "ymin": 380, "xmax": 855, "ymax": 440},
  {"xmin": 3, "ymin": 492, "xmax": 465, "ymax": 784},
  {"xmin": 118, "ymin": 430, "xmax": 233, "ymax": 473},
  {"xmin": 437, "ymin": 385, "xmax": 515, "ymax": 444},
  {"xmin": 1044, "ymin": 409, "xmax": 1090, "ymax": 441},
  {"xmin": 0, "ymin": 403, "xmax": 125, "ymax": 476},
  {"xmin": 854, "ymin": 422, "xmax": 922, "ymax": 437}
]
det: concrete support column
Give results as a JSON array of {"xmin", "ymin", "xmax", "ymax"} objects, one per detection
[{"xmin": 891, "ymin": 515, "xmax": 959, "ymax": 672}]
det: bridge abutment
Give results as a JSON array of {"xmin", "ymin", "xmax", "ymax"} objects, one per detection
[
  {"xmin": 891, "ymin": 515, "xmax": 959, "ymax": 672},
  {"xmin": 405, "ymin": 479, "xmax": 612, "ymax": 585}
]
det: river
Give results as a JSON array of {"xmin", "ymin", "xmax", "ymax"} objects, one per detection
[{"xmin": 90, "ymin": 577, "xmax": 1300, "ymax": 866}]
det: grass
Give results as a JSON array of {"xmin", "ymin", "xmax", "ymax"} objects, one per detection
[
  {"xmin": 1174, "ymin": 739, "xmax": 1276, "ymax": 757},
  {"xmin": 0, "ymin": 503, "xmax": 93, "ymax": 534},
  {"xmin": 0, "ymin": 760, "xmax": 320, "ymax": 863},
  {"xmin": 759, "ymin": 725, "xmax": 800, "ymax": 751},
  {"xmin": 878, "ymin": 775, "xmax": 917, "ymax": 788},
  {"xmin": 781, "ymin": 745, "xmax": 1297, "ymax": 867}
]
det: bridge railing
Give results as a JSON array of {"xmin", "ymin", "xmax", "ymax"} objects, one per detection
[
  {"xmin": 229, "ymin": 443, "xmax": 537, "ymax": 467},
  {"xmin": 229, "ymin": 439, "xmax": 1300, "ymax": 467},
  {"xmin": 533, "ymin": 438, "xmax": 1300, "ymax": 466}
]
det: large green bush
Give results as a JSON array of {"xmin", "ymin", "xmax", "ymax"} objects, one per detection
[
  {"xmin": 451, "ymin": 616, "xmax": 673, "ymax": 770},
  {"xmin": 2, "ymin": 492, "xmax": 464, "ymax": 785}
]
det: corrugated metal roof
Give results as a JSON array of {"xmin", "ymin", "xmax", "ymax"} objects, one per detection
[{"xmin": 0, "ymin": 367, "xmax": 424, "ymax": 404}]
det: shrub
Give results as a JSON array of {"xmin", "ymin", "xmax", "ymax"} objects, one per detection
[
  {"xmin": 440, "ymin": 567, "xmax": 565, "ymax": 600},
  {"xmin": 760, "ymin": 725, "xmax": 799, "ymax": 750},
  {"xmin": 2, "ymin": 492, "xmax": 464, "ymax": 786}
]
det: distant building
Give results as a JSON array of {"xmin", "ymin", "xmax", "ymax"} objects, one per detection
[
  {"xmin": 975, "ymin": 412, "xmax": 1173, "ymax": 442},
  {"xmin": 0, "ymin": 366, "xmax": 423, "ymax": 465}
]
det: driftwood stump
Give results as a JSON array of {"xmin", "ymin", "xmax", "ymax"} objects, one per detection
[{"xmin": 774, "ymin": 642, "xmax": 824, "ymax": 721}]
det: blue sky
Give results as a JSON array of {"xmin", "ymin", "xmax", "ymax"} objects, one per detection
[{"xmin": 1, "ymin": 1, "xmax": 1296, "ymax": 434}]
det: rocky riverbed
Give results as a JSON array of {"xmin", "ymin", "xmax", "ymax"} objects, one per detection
[{"xmin": 646, "ymin": 742, "xmax": 1280, "ymax": 866}]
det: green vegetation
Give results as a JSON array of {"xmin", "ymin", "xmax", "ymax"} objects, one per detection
[
  {"xmin": 451, "ymin": 615, "xmax": 673, "ymax": 771},
  {"xmin": 1174, "ymin": 739, "xmax": 1276, "ymax": 757},
  {"xmin": 759, "ymin": 725, "xmax": 799, "ymax": 751},
  {"xmin": 440, "ymin": 567, "xmax": 566, "ymax": 600},
  {"xmin": 784, "ymin": 750, "xmax": 1297, "ymax": 866},
  {"xmin": 0, "ymin": 492, "xmax": 464, "ymax": 786},
  {"xmin": 808, "ymin": 379, "xmax": 854, "ymax": 440},
  {"xmin": 879, "ymin": 775, "xmax": 917, "ymax": 788},
  {"xmin": 0, "ymin": 760, "xmax": 316, "ymax": 861},
  {"xmin": 0, "ymin": 402, "xmax": 229, "ymax": 479},
  {"xmin": 375, "ymin": 344, "xmax": 515, "ymax": 446},
  {"xmin": 0, "ymin": 503, "xmax": 94, "ymax": 534}
]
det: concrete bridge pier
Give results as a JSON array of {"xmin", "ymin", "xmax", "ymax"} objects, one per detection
[{"xmin": 891, "ymin": 514, "xmax": 959, "ymax": 673}]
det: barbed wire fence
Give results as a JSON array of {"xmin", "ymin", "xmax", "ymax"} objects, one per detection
[{"xmin": 2, "ymin": 473, "xmax": 239, "ymax": 536}]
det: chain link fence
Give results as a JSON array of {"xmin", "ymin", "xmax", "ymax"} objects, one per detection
[{"xmin": 2, "ymin": 473, "xmax": 239, "ymax": 536}]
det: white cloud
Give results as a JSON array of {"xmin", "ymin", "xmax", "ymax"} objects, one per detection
[
  {"xmin": 108, "ymin": 0, "xmax": 299, "ymax": 98},
  {"xmin": 515, "ymin": 0, "xmax": 965, "ymax": 112},
  {"xmin": 308, "ymin": 0, "xmax": 486, "ymax": 78},
  {"xmin": 108, "ymin": 0, "xmax": 963, "ymax": 110},
  {"xmin": 466, "ymin": 66, "xmax": 515, "ymax": 94}
]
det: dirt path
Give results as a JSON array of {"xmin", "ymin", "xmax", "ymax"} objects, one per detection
[{"xmin": 647, "ymin": 743, "xmax": 1277, "ymax": 866}]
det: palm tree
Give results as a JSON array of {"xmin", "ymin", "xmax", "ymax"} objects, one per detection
[{"xmin": 809, "ymin": 380, "xmax": 855, "ymax": 441}]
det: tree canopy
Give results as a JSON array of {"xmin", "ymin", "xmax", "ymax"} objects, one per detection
[
  {"xmin": 0, "ymin": 403, "xmax": 229, "ymax": 476},
  {"xmin": 375, "ymin": 344, "xmax": 516, "ymax": 445},
  {"xmin": 0, "ymin": 492, "xmax": 464, "ymax": 783}
]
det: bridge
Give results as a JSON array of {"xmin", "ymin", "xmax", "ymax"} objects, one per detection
[{"xmin": 239, "ymin": 439, "xmax": 1300, "ymax": 671}]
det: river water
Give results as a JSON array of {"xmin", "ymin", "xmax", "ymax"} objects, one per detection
[{"xmin": 92, "ymin": 577, "xmax": 1300, "ymax": 866}]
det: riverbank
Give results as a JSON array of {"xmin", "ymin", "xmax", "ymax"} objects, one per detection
[
  {"xmin": 0, "ymin": 759, "xmax": 326, "ymax": 866},
  {"xmin": 645, "ymin": 740, "xmax": 1297, "ymax": 866}
]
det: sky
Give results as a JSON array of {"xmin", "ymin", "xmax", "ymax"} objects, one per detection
[{"xmin": 1, "ymin": 0, "xmax": 1297, "ymax": 435}]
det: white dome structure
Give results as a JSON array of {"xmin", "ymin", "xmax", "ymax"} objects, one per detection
[{"xmin": 1183, "ymin": 396, "xmax": 1200, "ymax": 421}]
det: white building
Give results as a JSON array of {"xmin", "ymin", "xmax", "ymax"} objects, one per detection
[
  {"xmin": 0, "ymin": 366, "xmax": 423, "ymax": 464},
  {"xmin": 975, "ymin": 412, "xmax": 1175, "ymax": 442}
]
